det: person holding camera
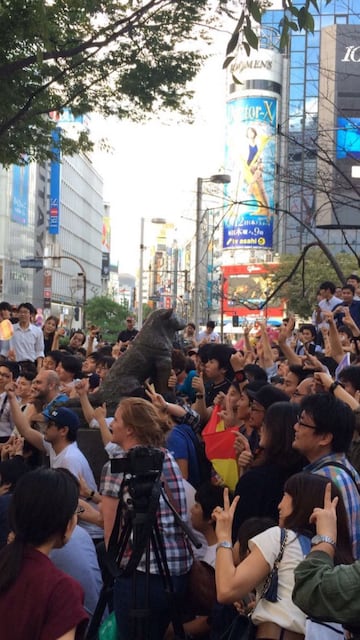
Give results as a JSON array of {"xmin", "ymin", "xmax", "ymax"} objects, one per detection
[
  {"xmin": 117, "ymin": 316, "xmax": 139, "ymax": 352},
  {"xmin": 100, "ymin": 397, "xmax": 192, "ymax": 640}
]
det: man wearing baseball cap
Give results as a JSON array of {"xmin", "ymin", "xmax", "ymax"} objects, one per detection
[{"xmin": 6, "ymin": 390, "xmax": 102, "ymax": 541}]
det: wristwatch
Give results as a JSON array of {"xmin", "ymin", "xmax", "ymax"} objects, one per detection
[
  {"xmin": 311, "ymin": 534, "xmax": 336, "ymax": 549},
  {"xmin": 195, "ymin": 393, "xmax": 204, "ymax": 399},
  {"xmin": 216, "ymin": 541, "xmax": 232, "ymax": 552}
]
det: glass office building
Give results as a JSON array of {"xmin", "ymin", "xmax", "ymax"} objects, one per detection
[{"xmin": 261, "ymin": 0, "xmax": 360, "ymax": 255}]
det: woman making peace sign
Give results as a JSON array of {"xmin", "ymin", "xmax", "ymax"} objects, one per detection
[{"xmin": 212, "ymin": 472, "xmax": 352, "ymax": 640}]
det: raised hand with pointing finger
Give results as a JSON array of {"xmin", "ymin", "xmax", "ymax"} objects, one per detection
[{"xmin": 309, "ymin": 482, "xmax": 338, "ymax": 545}]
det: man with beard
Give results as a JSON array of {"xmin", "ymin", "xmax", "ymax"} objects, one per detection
[{"xmin": 26, "ymin": 369, "xmax": 68, "ymax": 425}]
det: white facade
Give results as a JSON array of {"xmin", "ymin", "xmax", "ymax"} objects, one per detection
[
  {"xmin": 0, "ymin": 153, "xmax": 104, "ymax": 326},
  {"xmin": 47, "ymin": 153, "xmax": 103, "ymax": 317}
]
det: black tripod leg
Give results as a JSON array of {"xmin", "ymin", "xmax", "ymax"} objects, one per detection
[
  {"xmin": 85, "ymin": 520, "xmax": 133, "ymax": 640},
  {"xmin": 129, "ymin": 540, "xmax": 152, "ymax": 640},
  {"xmin": 151, "ymin": 525, "xmax": 187, "ymax": 640}
]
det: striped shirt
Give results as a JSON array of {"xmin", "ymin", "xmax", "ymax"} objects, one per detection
[
  {"xmin": 100, "ymin": 447, "xmax": 192, "ymax": 575},
  {"xmin": 305, "ymin": 453, "xmax": 360, "ymax": 559}
]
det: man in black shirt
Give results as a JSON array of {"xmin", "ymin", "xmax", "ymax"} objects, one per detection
[
  {"xmin": 117, "ymin": 316, "xmax": 139, "ymax": 351},
  {"xmin": 192, "ymin": 344, "xmax": 236, "ymax": 423}
]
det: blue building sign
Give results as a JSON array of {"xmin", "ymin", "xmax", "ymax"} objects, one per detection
[{"xmin": 49, "ymin": 128, "xmax": 61, "ymax": 235}]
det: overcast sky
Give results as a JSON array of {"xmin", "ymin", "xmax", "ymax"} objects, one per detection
[
  {"xmin": 91, "ymin": 31, "xmax": 229, "ymax": 276},
  {"xmin": 90, "ymin": 0, "xmax": 284, "ymax": 276}
]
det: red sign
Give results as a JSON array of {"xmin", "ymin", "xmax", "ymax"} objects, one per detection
[{"xmin": 222, "ymin": 263, "xmax": 284, "ymax": 318}]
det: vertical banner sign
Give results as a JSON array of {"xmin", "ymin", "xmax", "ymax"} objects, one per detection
[
  {"xmin": 101, "ymin": 252, "xmax": 110, "ymax": 278},
  {"xmin": 102, "ymin": 216, "xmax": 111, "ymax": 251},
  {"xmin": 223, "ymin": 96, "xmax": 277, "ymax": 249},
  {"xmin": 49, "ymin": 128, "xmax": 61, "ymax": 235},
  {"xmin": 11, "ymin": 164, "xmax": 30, "ymax": 225},
  {"xmin": 43, "ymin": 270, "xmax": 52, "ymax": 309}
]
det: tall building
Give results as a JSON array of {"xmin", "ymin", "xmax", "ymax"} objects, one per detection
[
  {"xmin": 211, "ymin": 0, "xmax": 360, "ymax": 327},
  {"xmin": 44, "ymin": 152, "xmax": 104, "ymax": 326},
  {"xmin": 261, "ymin": 0, "xmax": 360, "ymax": 254},
  {"xmin": 0, "ymin": 163, "xmax": 37, "ymax": 302},
  {"xmin": 222, "ymin": 0, "xmax": 360, "ymax": 261},
  {"xmin": 0, "ymin": 151, "xmax": 104, "ymax": 328}
]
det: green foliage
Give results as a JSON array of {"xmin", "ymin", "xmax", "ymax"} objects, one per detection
[
  {"xmin": 142, "ymin": 304, "xmax": 153, "ymax": 321},
  {"xmin": 273, "ymin": 250, "xmax": 358, "ymax": 318},
  {"xmin": 85, "ymin": 296, "xmax": 129, "ymax": 343},
  {"xmin": 0, "ymin": 0, "xmax": 210, "ymax": 165},
  {"xmin": 225, "ymin": 0, "xmax": 332, "ymax": 58}
]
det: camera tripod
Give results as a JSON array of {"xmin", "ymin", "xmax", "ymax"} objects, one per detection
[{"xmin": 86, "ymin": 449, "xmax": 201, "ymax": 640}]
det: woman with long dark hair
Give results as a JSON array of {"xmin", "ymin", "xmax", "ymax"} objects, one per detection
[
  {"xmin": 0, "ymin": 467, "xmax": 88, "ymax": 640},
  {"xmin": 232, "ymin": 401, "xmax": 305, "ymax": 536},
  {"xmin": 213, "ymin": 472, "xmax": 353, "ymax": 640},
  {"xmin": 42, "ymin": 315, "xmax": 60, "ymax": 356}
]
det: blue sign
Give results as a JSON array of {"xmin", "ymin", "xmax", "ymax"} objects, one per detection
[
  {"xmin": 11, "ymin": 164, "xmax": 29, "ymax": 225},
  {"xmin": 20, "ymin": 258, "xmax": 44, "ymax": 269},
  {"xmin": 49, "ymin": 128, "xmax": 61, "ymax": 235},
  {"xmin": 337, "ymin": 117, "xmax": 360, "ymax": 159},
  {"xmin": 223, "ymin": 95, "xmax": 277, "ymax": 249}
]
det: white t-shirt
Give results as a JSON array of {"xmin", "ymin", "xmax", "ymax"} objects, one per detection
[
  {"xmin": 249, "ymin": 526, "xmax": 307, "ymax": 634},
  {"xmin": 42, "ymin": 439, "xmax": 103, "ymax": 539},
  {"xmin": 198, "ymin": 330, "xmax": 220, "ymax": 343},
  {"xmin": 202, "ymin": 543, "xmax": 217, "ymax": 568},
  {"xmin": 42, "ymin": 440, "xmax": 97, "ymax": 490}
]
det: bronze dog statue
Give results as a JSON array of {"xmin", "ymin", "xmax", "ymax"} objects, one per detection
[{"xmin": 88, "ymin": 307, "xmax": 185, "ymax": 413}]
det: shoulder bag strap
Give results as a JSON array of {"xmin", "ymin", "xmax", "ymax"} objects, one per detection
[
  {"xmin": 316, "ymin": 461, "xmax": 360, "ymax": 494},
  {"xmin": 259, "ymin": 528, "xmax": 288, "ymax": 603}
]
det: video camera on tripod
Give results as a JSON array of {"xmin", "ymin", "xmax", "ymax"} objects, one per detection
[
  {"xmin": 87, "ymin": 445, "xmax": 201, "ymax": 640},
  {"xmin": 111, "ymin": 445, "xmax": 165, "ymax": 515}
]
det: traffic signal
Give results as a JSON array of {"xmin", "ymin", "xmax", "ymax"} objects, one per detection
[
  {"xmin": 74, "ymin": 306, "xmax": 80, "ymax": 321},
  {"xmin": 232, "ymin": 315, "xmax": 239, "ymax": 327}
]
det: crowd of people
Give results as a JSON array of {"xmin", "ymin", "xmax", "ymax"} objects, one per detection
[{"xmin": 0, "ymin": 281, "xmax": 360, "ymax": 640}]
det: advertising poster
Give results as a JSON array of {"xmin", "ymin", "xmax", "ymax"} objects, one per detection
[
  {"xmin": 102, "ymin": 216, "xmax": 111, "ymax": 251},
  {"xmin": 223, "ymin": 95, "xmax": 277, "ymax": 249},
  {"xmin": 11, "ymin": 164, "xmax": 29, "ymax": 225}
]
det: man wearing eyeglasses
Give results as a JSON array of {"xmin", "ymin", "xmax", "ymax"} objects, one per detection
[
  {"xmin": 117, "ymin": 317, "xmax": 138, "ymax": 352},
  {"xmin": 293, "ymin": 393, "xmax": 360, "ymax": 559}
]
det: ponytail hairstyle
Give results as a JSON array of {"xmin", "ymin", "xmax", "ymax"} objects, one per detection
[{"xmin": 0, "ymin": 468, "xmax": 78, "ymax": 593}]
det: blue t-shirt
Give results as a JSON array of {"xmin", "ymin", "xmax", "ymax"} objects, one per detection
[
  {"xmin": 50, "ymin": 525, "xmax": 102, "ymax": 618},
  {"xmin": 166, "ymin": 423, "xmax": 201, "ymax": 489}
]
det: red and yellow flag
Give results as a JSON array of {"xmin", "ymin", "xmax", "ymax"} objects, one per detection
[{"xmin": 202, "ymin": 405, "xmax": 239, "ymax": 490}]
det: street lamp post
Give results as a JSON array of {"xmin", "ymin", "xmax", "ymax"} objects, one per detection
[
  {"xmin": 138, "ymin": 217, "xmax": 166, "ymax": 329},
  {"xmin": 50, "ymin": 255, "xmax": 87, "ymax": 330},
  {"xmin": 194, "ymin": 173, "xmax": 231, "ymax": 333}
]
